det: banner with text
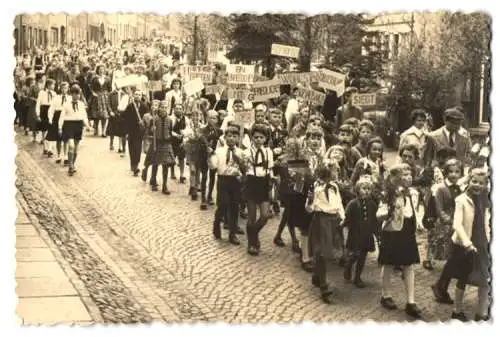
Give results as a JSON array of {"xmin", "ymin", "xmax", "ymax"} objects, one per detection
[
  {"xmin": 271, "ymin": 44, "xmax": 300, "ymax": 59},
  {"xmin": 297, "ymin": 88, "xmax": 326, "ymax": 106},
  {"xmin": 183, "ymin": 78, "xmax": 205, "ymax": 97},
  {"xmin": 275, "ymin": 72, "xmax": 320, "ymax": 86},
  {"xmin": 234, "ymin": 110, "xmax": 255, "ymax": 127},
  {"xmin": 351, "ymin": 93, "xmax": 377, "ymax": 107},
  {"xmin": 251, "ymin": 80, "xmax": 281, "ymax": 102},
  {"xmin": 180, "ymin": 65, "xmax": 213, "ymax": 83},
  {"xmin": 204, "ymin": 84, "xmax": 225, "ymax": 96},
  {"xmin": 226, "ymin": 64, "xmax": 255, "ymax": 84},
  {"xmin": 318, "ymin": 69, "xmax": 346, "ymax": 96},
  {"xmin": 227, "ymin": 88, "xmax": 255, "ymax": 102},
  {"xmin": 115, "ymin": 75, "xmax": 147, "ymax": 89}
]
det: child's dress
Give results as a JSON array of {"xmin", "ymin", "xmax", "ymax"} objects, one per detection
[{"xmin": 344, "ymin": 197, "xmax": 378, "ymax": 254}]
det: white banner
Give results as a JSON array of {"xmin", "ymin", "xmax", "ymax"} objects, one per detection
[
  {"xmin": 251, "ymin": 80, "xmax": 281, "ymax": 102},
  {"xmin": 275, "ymin": 72, "xmax": 320, "ymax": 86},
  {"xmin": 351, "ymin": 93, "xmax": 377, "ymax": 106},
  {"xmin": 226, "ymin": 64, "xmax": 255, "ymax": 84},
  {"xmin": 227, "ymin": 88, "xmax": 254, "ymax": 101},
  {"xmin": 296, "ymin": 88, "xmax": 326, "ymax": 106},
  {"xmin": 180, "ymin": 65, "xmax": 213, "ymax": 83},
  {"xmin": 115, "ymin": 75, "xmax": 146, "ymax": 89},
  {"xmin": 271, "ymin": 43, "xmax": 300, "ymax": 59},
  {"xmin": 183, "ymin": 78, "xmax": 205, "ymax": 97},
  {"xmin": 318, "ymin": 69, "xmax": 346, "ymax": 96}
]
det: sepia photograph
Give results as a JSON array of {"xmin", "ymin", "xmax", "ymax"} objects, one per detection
[{"xmin": 11, "ymin": 9, "xmax": 492, "ymax": 325}]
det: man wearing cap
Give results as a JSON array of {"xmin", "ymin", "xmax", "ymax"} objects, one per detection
[{"xmin": 427, "ymin": 107, "xmax": 472, "ymax": 165}]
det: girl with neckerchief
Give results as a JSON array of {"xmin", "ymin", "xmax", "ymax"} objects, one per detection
[
  {"xmin": 89, "ymin": 64, "xmax": 112, "ymax": 137},
  {"xmin": 47, "ymin": 82, "xmax": 70, "ymax": 165},
  {"xmin": 36, "ymin": 78, "xmax": 56, "ymax": 157},
  {"xmin": 58, "ymin": 84, "xmax": 93, "ymax": 176}
]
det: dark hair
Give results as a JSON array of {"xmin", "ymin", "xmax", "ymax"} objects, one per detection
[
  {"xmin": 443, "ymin": 158, "xmax": 464, "ymax": 177},
  {"xmin": 399, "ymin": 143, "xmax": 420, "ymax": 160},
  {"xmin": 225, "ymin": 122, "xmax": 240, "ymax": 135},
  {"xmin": 338, "ymin": 124, "xmax": 354, "ymax": 134},
  {"xmin": 315, "ymin": 163, "xmax": 333, "ymax": 182},
  {"xmin": 70, "ymin": 84, "xmax": 82, "ymax": 95},
  {"xmin": 250, "ymin": 123, "xmax": 269, "ymax": 138},
  {"xmin": 170, "ymin": 78, "xmax": 182, "ymax": 89},
  {"xmin": 95, "ymin": 64, "xmax": 106, "ymax": 74},
  {"xmin": 233, "ymin": 99, "xmax": 244, "ymax": 106},
  {"xmin": 344, "ymin": 117, "xmax": 360, "ymax": 128},
  {"xmin": 45, "ymin": 78, "xmax": 56, "ymax": 89},
  {"xmin": 410, "ymin": 109, "xmax": 427, "ymax": 122},
  {"xmin": 359, "ymin": 119, "xmax": 375, "ymax": 132}
]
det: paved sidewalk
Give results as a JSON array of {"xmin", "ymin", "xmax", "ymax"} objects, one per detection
[{"xmin": 15, "ymin": 196, "xmax": 93, "ymax": 325}]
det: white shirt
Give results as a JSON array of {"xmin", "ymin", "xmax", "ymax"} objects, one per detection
[
  {"xmin": 59, "ymin": 100, "xmax": 89, "ymax": 130},
  {"xmin": 212, "ymin": 145, "xmax": 245, "ymax": 176},
  {"xmin": 310, "ymin": 181, "xmax": 345, "ymax": 218},
  {"xmin": 35, "ymin": 89, "xmax": 56, "ymax": 116},
  {"xmin": 285, "ymin": 98, "xmax": 299, "ymax": 131},
  {"xmin": 243, "ymin": 145, "xmax": 274, "ymax": 177},
  {"xmin": 48, "ymin": 93, "xmax": 69, "ymax": 121}
]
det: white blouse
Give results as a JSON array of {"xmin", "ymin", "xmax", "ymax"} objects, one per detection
[
  {"xmin": 59, "ymin": 100, "xmax": 89, "ymax": 130},
  {"xmin": 243, "ymin": 145, "xmax": 274, "ymax": 177},
  {"xmin": 48, "ymin": 94, "xmax": 69, "ymax": 121},
  {"xmin": 35, "ymin": 89, "xmax": 56, "ymax": 116}
]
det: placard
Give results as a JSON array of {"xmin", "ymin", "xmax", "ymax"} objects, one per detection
[
  {"xmin": 351, "ymin": 93, "xmax": 377, "ymax": 106},
  {"xmin": 227, "ymin": 89, "xmax": 255, "ymax": 101},
  {"xmin": 147, "ymin": 81, "xmax": 163, "ymax": 92},
  {"xmin": 204, "ymin": 84, "xmax": 225, "ymax": 96},
  {"xmin": 275, "ymin": 72, "xmax": 320, "ymax": 86},
  {"xmin": 183, "ymin": 78, "xmax": 205, "ymax": 97},
  {"xmin": 180, "ymin": 65, "xmax": 213, "ymax": 83},
  {"xmin": 251, "ymin": 80, "xmax": 281, "ymax": 102},
  {"xmin": 226, "ymin": 64, "xmax": 255, "ymax": 84},
  {"xmin": 296, "ymin": 88, "xmax": 326, "ymax": 106},
  {"xmin": 115, "ymin": 75, "xmax": 145, "ymax": 89},
  {"xmin": 234, "ymin": 110, "xmax": 255, "ymax": 126},
  {"xmin": 271, "ymin": 43, "xmax": 300, "ymax": 59},
  {"xmin": 318, "ymin": 69, "xmax": 346, "ymax": 95},
  {"xmin": 254, "ymin": 74, "xmax": 269, "ymax": 82}
]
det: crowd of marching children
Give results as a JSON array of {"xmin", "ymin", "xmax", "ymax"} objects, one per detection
[{"xmin": 13, "ymin": 39, "xmax": 491, "ymax": 321}]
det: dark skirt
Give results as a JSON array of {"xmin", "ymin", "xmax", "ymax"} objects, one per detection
[
  {"xmin": 286, "ymin": 193, "xmax": 311, "ymax": 232},
  {"xmin": 89, "ymin": 92, "xmax": 111, "ymax": 120},
  {"xmin": 106, "ymin": 115, "xmax": 124, "ymax": 137},
  {"xmin": 446, "ymin": 244, "xmax": 490, "ymax": 288},
  {"xmin": 244, "ymin": 175, "xmax": 271, "ymax": 204},
  {"xmin": 45, "ymin": 110, "xmax": 62, "ymax": 141},
  {"xmin": 309, "ymin": 212, "xmax": 342, "ymax": 260},
  {"xmin": 27, "ymin": 100, "xmax": 38, "ymax": 131},
  {"xmin": 61, "ymin": 120, "xmax": 84, "ymax": 141},
  {"xmin": 346, "ymin": 220, "xmax": 376, "ymax": 253},
  {"xmin": 172, "ymin": 140, "xmax": 186, "ymax": 159},
  {"xmin": 378, "ymin": 217, "xmax": 420, "ymax": 266},
  {"xmin": 37, "ymin": 105, "xmax": 50, "ymax": 132},
  {"xmin": 144, "ymin": 140, "xmax": 175, "ymax": 167}
]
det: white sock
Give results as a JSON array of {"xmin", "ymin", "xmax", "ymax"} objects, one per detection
[
  {"xmin": 301, "ymin": 234, "xmax": 310, "ymax": 263},
  {"xmin": 403, "ymin": 265, "xmax": 415, "ymax": 304},
  {"xmin": 381, "ymin": 266, "xmax": 392, "ymax": 298}
]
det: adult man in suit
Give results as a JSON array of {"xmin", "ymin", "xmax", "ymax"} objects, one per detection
[
  {"xmin": 427, "ymin": 108, "xmax": 472, "ymax": 166},
  {"xmin": 123, "ymin": 89, "xmax": 148, "ymax": 176}
]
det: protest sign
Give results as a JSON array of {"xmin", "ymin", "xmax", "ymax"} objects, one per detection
[
  {"xmin": 251, "ymin": 80, "xmax": 281, "ymax": 102},
  {"xmin": 296, "ymin": 88, "xmax": 326, "ymax": 106},
  {"xmin": 275, "ymin": 72, "xmax": 319, "ymax": 86},
  {"xmin": 183, "ymin": 78, "xmax": 205, "ymax": 96},
  {"xmin": 234, "ymin": 110, "xmax": 255, "ymax": 127},
  {"xmin": 115, "ymin": 75, "xmax": 145, "ymax": 89},
  {"xmin": 271, "ymin": 43, "xmax": 300, "ymax": 58},
  {"xmin": 254, "ymin": 74, "xmax": 269, "ymax": 82},
  {"xmin": 226, "ymin": 64, "xmax": 255, "ymax": 84},
  {"xmin": 180, "ymin": 65, "xmax": 213, "ymax": 83},
  {"xmin": 317, "ymin": 69, "xmax": 346, "ymax": 95},
  {"xmin": 351, "ymin": 93, "xmax": 377, "ymax": 107},
  {"xmin": 204, "ymin": 84, "xmax": 225, "ymax": 96},
  {"xmin": 147, "ymin": 81, "xmax": 163, "ymax": 92},
  {"xmin": 227, "ymin": 88, "xmax": 255, "ymax": 102}
]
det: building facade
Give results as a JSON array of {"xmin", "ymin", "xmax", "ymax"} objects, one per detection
[{"xmin": 13, "ymin": 13, "xmax": 175, "ymax": 55}]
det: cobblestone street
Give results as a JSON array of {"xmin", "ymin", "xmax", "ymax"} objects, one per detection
[{"xmin": 15, "ymin": 132, "xmax": 480, "ymax": 324}]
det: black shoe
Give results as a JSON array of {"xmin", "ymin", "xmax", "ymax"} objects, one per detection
[
  {"xmin": 229, "ymin": 235, "xmax": 240, "ymax": 246},
  {"xmin": 162, "ymin": 187, "xmax": 171, "ymax": 195},
  {"xmin": 47, "ymin": 151, "xmax": 53, "ymax": 158},
  {"xmin": 320, "ymin": 285, "xmax": 335, "ymax": 304},
  {"xmin": 200, "ymin": 203, "xmax": 208, "ymax": 210},
  {"xmin": 272, "ymin": 202, "xmax": 280, "ymax": 214},
  {"xmin": 235, "ymin": 227, "xmax": 244, "ymax": 235},
  {"xmin": 302, "ymin": 261, "xmax": 314, "ymax": 273},
  {"xmin": 141, "ymin": 169, "xmax": 147, "ymax": 182},
  {"xmin": 312, "ymin": 274, "xmax": 320, "ymax": 287},
  {"xmin": 247, "ymin": 245, "xmax": 259, "ymax": 256},
  {"xmin": 273, "ymin": 236, "xmax": 285, "ymax": 247},
  {"xmin": 133, "ymin": 168, "xmax": 140, "ymax": 176},
  {"xmin": 405, "ymin": 303, "xmax": 422, "ymax": 319},
  {"xmin": 63, "ymin": 160, "xmax": 69, "ymax": 166},
  {"xmin": 171, "ymin": 175, "xmax": 177, "ymax": 180},
  {"xmin": 353, "ymin": 278, "xmax": 366, "ymax": 288},
  {"xmin": 207, "ymin": 197, "xmax": 214, "ymax": 205},
  {"xmin": 240, "ymin": 211, "xmax": 248, "ymax": 219},
  {"xmin": 43, "ymin": 149, "xmax": 48, "ymax": 155},
  {"xmin": 223, "ymin": 223, "xmax": 229, "ymax": 230},
  {"xmin": 423, "ymin": 260, "xmax": 434, "ymax": 271},
  {"xmin": 151, "ymin": 184, "xmax": 158, "ymax": 192},
  {"xmin": 380, "ymin": 297, "xmax": 397, "ymax": 310},
  {"xmin": 474, "ymin": 314, "xmax": 490, "ymax": 322},
  {"xmin": 451, "ymin": 312, "xmax": 469, "ymax": 322},
  {"xmin": 68, "ymin": 168, "xmax": 76, "ymax": 176},
  {"xmin": 179, "ymin": 177, "xmax": 186, "ymax": 184},
  {"xmin": 55, "ymin": 159, "xmax": 61, "ymax": 164},
  {"xmin": 431, "ymin": 284, "xmax": 454, "ymax": 304},
  {"xmin": 191, "ymin": 192, "xmax": 198, "ymax": 201}
]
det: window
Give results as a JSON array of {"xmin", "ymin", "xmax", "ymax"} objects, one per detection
[
  {"xmin": 27, "ymin": 26, "xmax": 32, "ymax": 49},
  {"xmin": 51, "ymin": 27, "xmax": 59, "ymax": 46}
]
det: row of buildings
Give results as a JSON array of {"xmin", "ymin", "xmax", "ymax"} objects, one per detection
[{"xmin": 13, "ymin": 13, "xmax": 184, "ymax": 55}]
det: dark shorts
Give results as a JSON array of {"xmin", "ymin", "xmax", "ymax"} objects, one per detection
[
  {"xmin": 244, "ymin": 175, "xmax": 271, "ymax": 204},
  {"xmin": 61, "ymin": 120, "xmax": 84, "ymax": 141}
]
